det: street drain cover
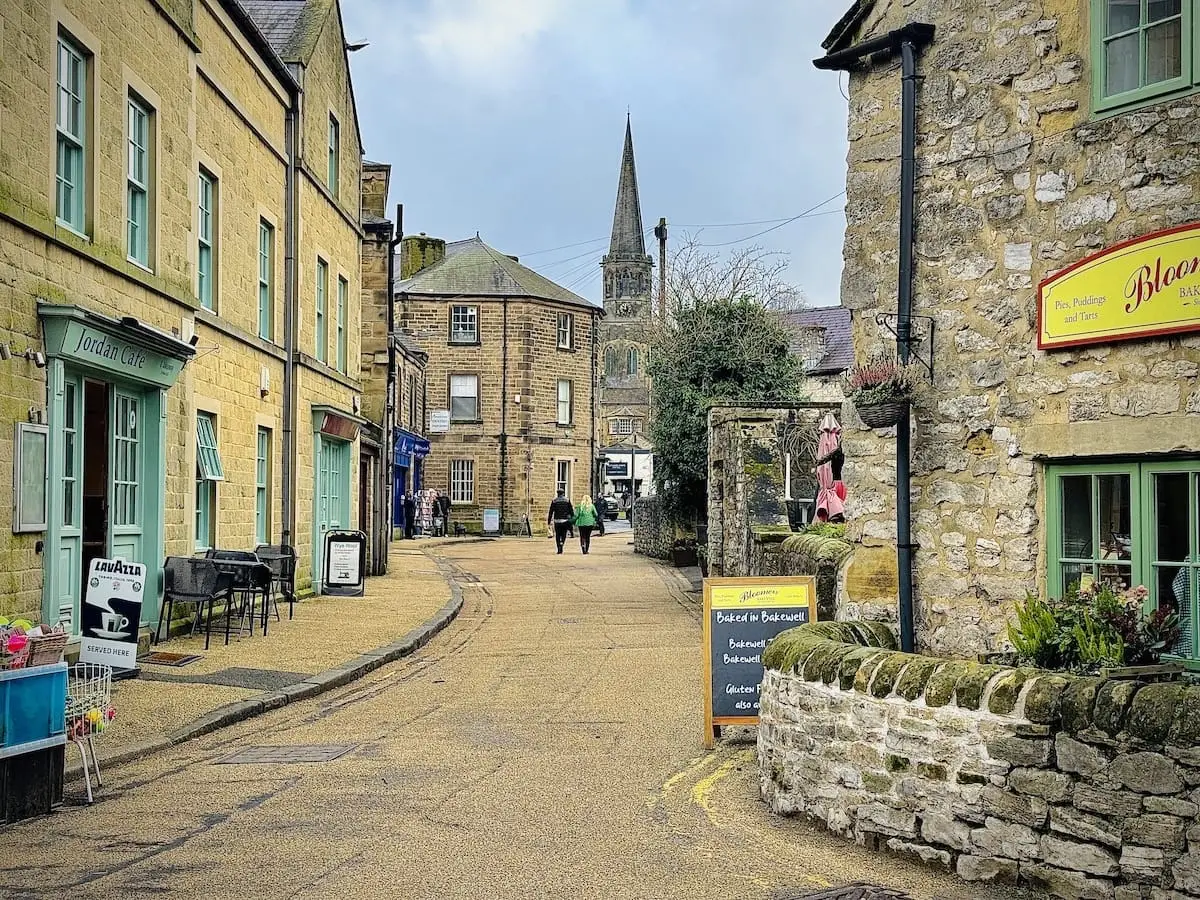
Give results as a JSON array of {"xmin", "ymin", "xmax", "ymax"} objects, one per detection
[
  {"xmin": 216, "ymin": 745, "xmax": 357, "ymax": 765},
  {"xmin": 777, "ymin": 886, "xmax": 914, "ymax": 900},
  {"xmin": 139, "ymin": 651, "xmax": 201, "ymax": 667}
]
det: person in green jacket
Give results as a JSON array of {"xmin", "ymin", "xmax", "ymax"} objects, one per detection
[{"xmin": 573, "ymin": 497, "xmax": 599, "ymax": 555}]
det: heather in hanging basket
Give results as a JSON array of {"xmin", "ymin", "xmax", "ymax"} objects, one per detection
[{"xmin": 845, "ymin": 356, "xmax": 913, "ymax": 427}]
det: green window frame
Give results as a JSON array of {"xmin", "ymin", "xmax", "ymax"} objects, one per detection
[
  {"xmin": 336, "ymin": 275, "xmax": 348, "ymax": 373},
  {"xmin": 112, "ymin": 392, "xmax": 140, "ymax": 527},
  {"xmin": 198, "ymin": 171, "xmax": 215, "ymax": 310},
  {"xmin": 1092, "ymin": 0, "xmax": 1197, "ymax": 113},
  {"xmin": 255, "ymin": 427, "xmax": 270, "ymax": 545},
  {"xmin": 258, "ymin": 220, "xmax": 274, "ymax": 339},
  {"xmin": 1046, "ymin": 458, "xmax": 1200, "ymax": 662},
  {"xmin": 328, "ymin": 113, "xmax": 340, "ymax": 198},
  {"xmin": 316, "ymin": 258, "xmax": 328, "ymax": 363},
  {"xmin": 55, "ymin": 34, "xmax": 87, "ymax": 233},
  {"xmin": 127, "ymin": 96, "xmax": 150, "ymax": 266},
  {"xmin": 195, "ymin": 412, "xmax": 223, "ymax": 551}
]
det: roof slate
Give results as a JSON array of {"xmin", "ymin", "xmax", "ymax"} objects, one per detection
[
  {"xmin": 240, "ymin": 0, "xmax": 323, "ymax": 61},
  {"xmin": 396, "ymin": 237, "xmax": 600, "ymax": 311},
  {"xmin": 783, "ymin": 306, "xmax": 854, "ymax": 375}
]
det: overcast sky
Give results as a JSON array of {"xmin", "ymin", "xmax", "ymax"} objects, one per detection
[{"xmin": 342, "ymin": 1, "xmax": 853, "ymax": 307}]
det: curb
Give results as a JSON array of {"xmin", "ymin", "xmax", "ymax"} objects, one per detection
[{"xmin": 66, "ymin": 575, "xmax": 465, "ymax": 781}]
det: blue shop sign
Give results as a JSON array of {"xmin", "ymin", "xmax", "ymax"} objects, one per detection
[{"xmin": 393, "ymin": 429, "xmax": 431, "ymax": 467}]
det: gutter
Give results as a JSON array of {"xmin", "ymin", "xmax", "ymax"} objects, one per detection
[
  {"xmin": 814, "ymin": 22, "xmax": 935, "ymax": 654},
  {"xmin": 384, "ymin": 204, "xmax": 403, "ymax": 565},
  {"xmin": 500, "ymin": 296, "xmax": 509, "ymax": 533}
]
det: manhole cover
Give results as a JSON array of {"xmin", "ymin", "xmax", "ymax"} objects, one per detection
[
  {"xmin": 216, "ymin": 745, "xmax": 357, "ymax": 765},
  {"xmin": 778, "ymin": 886, "xmax": 914, "ymax": 900},
  {"xmin": 139, "ymin": 651, "xmax": 201, "ymax": 667}
]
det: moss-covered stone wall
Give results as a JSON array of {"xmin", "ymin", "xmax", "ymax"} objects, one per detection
[{"xmin": 760, "ymin": 622, "xmax": 1200, "ymax": 899}]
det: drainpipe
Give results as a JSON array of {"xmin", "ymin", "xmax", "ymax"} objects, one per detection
[
  {"xmin": 384, "ymin": 204, "xmax": 403, "ymax": 562},
  {"xmin": 590, "ymin": 311, "xmax": 598, "ymax": 495},
  {"xmin": 815, "ymin": 21, "xmax": 934, "ymax": 654},
  {"xmin": 280, "ymin": 82, "xmax": 300, "ymax": 551},
  {"xmin": 500, "ymin": 297, "xmax": 509, "ymax": 533}
]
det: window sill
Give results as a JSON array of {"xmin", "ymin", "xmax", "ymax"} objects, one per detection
[
  {"xmin": 1092, "ymin": 82, "xmax": 1199, "ymax": 122},
  {"xmin": 556, "ymin": 344, "xmax": 575, "ymax": 352},
  {"xmin": 56, "ymin": 220, "xmax": 89, "ymax": 241},
  {"xmin": 127, "ymin": 257, "xmax": 154, "ymax": 275},
  {"xmin": 448, "ymin": 340, "xmax": 481, "ymax": 347},
  {"xmin": 450, "ymin": 419, "xmax": 483, "ymax": 426}
]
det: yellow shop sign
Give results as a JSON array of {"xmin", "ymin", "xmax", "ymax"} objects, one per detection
[{"xmin": 1038, "ymin": 222, "xmax": 1200, "ymax": 350}]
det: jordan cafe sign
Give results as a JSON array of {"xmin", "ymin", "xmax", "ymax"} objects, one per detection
[{"xmin": 1038, "ymin": 222, "xmax": 1200, "ymax": 350}]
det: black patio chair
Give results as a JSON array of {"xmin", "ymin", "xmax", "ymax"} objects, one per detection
[
  {"xmin": 206, "ymin": 550, "xmax": 272, "ymax": 641},
  {"xmin": 254, "ymin": 544, "xmax": 298, "ymax": 621},
  {"xmin": 158, "ymin": 557, "xmax": 232, "ymax": 650}
]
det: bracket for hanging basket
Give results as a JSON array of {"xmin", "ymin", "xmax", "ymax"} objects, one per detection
[{"xmin": 875, "ymin": 312, "xmax": 935, "ymax": 381}]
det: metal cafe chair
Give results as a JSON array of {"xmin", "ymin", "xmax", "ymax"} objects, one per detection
[
  {"xmin": 254, "ymin": 544, "xmax": 298, "ymax": 622},
  {"xmin": 158, "ymin": 557, "xmax": 232, "ymax": 651},
  {"xmin": 205, "ymin": 550, "xmax": 272, "ymax": 641}
]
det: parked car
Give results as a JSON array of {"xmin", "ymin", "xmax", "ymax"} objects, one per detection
[{"xmin": 598, "ymin": 495, "xmax": 620, "ymax": 521}]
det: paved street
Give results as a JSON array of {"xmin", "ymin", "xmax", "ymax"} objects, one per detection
[{"xmin": 1, "ymin": 537, "xmax": 1019, "ymax": 900}]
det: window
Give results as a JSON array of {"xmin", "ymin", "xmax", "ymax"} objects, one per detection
[
  {"xmin": 14, "ymin": 423, "xmax": 48, "ymax": 533},
  {"xmin": 450, "ymin": 305, "xmax": 478, "ymax": 344},
  {"xmin": 55, "ymin": 34, "xmax": 87, "ymax": 232},
  {"xmin": 556, "ymin": 459, "xmax": 572, "ymax": 500},
  {"xmin": 632, "ymin": 418, "xmax": 643, "ymax": 433},
  {"xmin": 557, "ymin": 312, "xmax": 574, "ymax": 349},
  {"xmin": 611, "ymin": 417, "xmax": 633, "ymax": 436},
  {"xmin": 113, "ymin": 393, "xmax": 140, "ymax": 526},
  {"xmin": 126, "ymin": 96, "xmax": 150, "ymax": 266},
  {"xmin": 198, "ymin": 171, "xmax": 215, "ymax": 310},
  {"xmin": 255, "ymin": 427, "xmax": 271, "ymax": 545},
  {"xmin": 604, "ymin": 346, "xmax": 618, "ymax": 377},
  {"xmin": 194, "ymin": 412, "xmax": 224, "ymax": 551},
  {"xmin": 328, "ymin": 113, "xmax": 340, "ymax": 198},
  {"xmin": 627, "ymin": 346, "xmax": 640, "ymax": 376},
  {"xmin": 62, "ymin": 381, "xmax": 76, "ymax": 527},
  {"xmin": 450, "ymin": 374, "xmax": 479, "ymax": 422},
  {"xmin": 316, "ymin": 258, "xmax": 328, "ymax": 363},
  {"xmin": 450, "ymin": 459, "xmax": 474, "ymax": 504},
  {"xmin": 258, "ymin": 220, "xmax": 273, "ymax": 339},
  {"xmin": 336, "ymin": 276, "xmax": 348, "ymax": 373},
  {"xmin": 556, "ymin": 379, "xmax": 573, "ymax": 425},
  {"xmin": 1093, "ymin": 0, "xmax": 1196, "ymax": 112},
  {"xmin": 1047, "ymin": 459, "xmax": 1200, "ymax": 660}
]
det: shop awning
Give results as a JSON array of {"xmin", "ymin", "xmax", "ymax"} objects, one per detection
[{"xmin": 394, "ymin": 429, "xmax": 430, "ymax": 467}]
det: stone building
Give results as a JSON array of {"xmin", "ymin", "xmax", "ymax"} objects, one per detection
[
  {"xmin": 821, "ymin": 1, "xmax": 1200, "ymax": 659},
  {"xmin": 394, "ymin": 236, "xmax": 600, "ymax": 534},
  {"xmin": 598, "ymin": 117, "xmax": 656, "ymax": 499},
  {"xmin": 0, "ymin": 0, "xmax": 364, "ymax": 631},
  {"xmin": 359, "ymin": 160, "xmax": 427, "ymax": 571},
  {"xmin": 783, "ymin": 306, "xmax": 854, "ymax": 403}
]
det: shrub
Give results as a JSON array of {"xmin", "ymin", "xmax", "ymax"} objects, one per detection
[{"xmin": 801, "ymin": 522, "xmax": 847, "ymax": 539}]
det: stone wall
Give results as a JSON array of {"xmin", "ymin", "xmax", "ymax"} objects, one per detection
[
  {"xmin": 633, "ymin": 494, "xmax": 671, "ymax": 560},
  {"xmin": 760, "ymin": 621, "xmax": 1200, "ymax": 899},
  {"xmin": 834, "ymin": 1, "xmax": 1200, "ymax": 657},
  {"xmin": 751, "ymin": 531, "xmax": 854, "ymax": 622}
]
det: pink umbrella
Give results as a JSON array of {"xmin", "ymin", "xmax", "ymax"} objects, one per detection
[{"xmin": 815, "ymin": 412, "xmax": 846, "ymax": 522}]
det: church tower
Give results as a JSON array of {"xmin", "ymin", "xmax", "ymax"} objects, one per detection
[{"xmin": 598, "ymin": 116, "xmax": 654, "ymax": 499}]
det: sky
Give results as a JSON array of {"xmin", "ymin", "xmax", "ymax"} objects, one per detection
[{"xmin": 342, "ymin": 0, "xmax": 853, "ymax": 307}]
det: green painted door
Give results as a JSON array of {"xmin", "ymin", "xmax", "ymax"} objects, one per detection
[
  {"xmin": 314, "ymin": 436, "xmax": 351, "ymax": 591},
  {"xmin": 51, "ymin": 370, "xmax": 84, "ymax": 629},
  {"xmin": 109, "ymin": 389, "xmax": 142, "ymax": 566}
]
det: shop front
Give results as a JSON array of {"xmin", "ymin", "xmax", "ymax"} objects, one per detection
[
  {"xmin": 392, "ymin": 427, "xmax": 430, "ymax": 527},
  {"xmin": 38, "ymin": 304, "xmax": 194, "ymax": 635},
  {"xmin": 312, "ymin": 406, "xmax": 364, "ymax": 594}
]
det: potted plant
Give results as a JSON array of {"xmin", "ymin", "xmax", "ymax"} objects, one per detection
[
  {"xmin": 670, "ymin": 538, "xmax": 699, "ymax": 569},
  {"xmin": 845, "ymin": 356, "xmax": 914, "ymax": 428}
]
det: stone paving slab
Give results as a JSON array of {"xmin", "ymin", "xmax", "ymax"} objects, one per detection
[{"xmin": 66, "ymin": 542, "xmax": 463, "ymax": 779}]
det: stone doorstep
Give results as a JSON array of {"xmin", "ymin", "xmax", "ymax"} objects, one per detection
[{"xmin": 63, "ymin": 585, "xmax": 465, "ymax": 783}]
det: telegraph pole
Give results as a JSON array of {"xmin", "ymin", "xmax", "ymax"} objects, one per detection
[{"xmin": 654, "ymin": 217, "xmax": 667, "ymax": 318}]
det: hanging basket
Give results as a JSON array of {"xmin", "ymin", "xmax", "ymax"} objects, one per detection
[{"xmin": 856, "ymin": 400, "xmax": 908, "ymax": 428}]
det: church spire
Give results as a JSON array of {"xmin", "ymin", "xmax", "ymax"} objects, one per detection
[{"xmin": 608, "ymin": 115, "xmax": 648, "ymax": 259}]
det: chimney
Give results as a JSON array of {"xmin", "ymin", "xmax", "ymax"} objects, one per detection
[
  {"xmin": 796, "ymin": 325, "xmax": 827, "ymax": 372},
  {"xmin": 400, "ymin": 233, "xmax": 446, "ymax": 279},
  {"xmin": 361, "ymin": 162, "xmax": 391, "ymax": 220}
]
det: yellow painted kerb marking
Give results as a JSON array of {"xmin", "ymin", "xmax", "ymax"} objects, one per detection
[{"xmin": 689, "ymin": 753, "xmax": 747, "ymax": 826}]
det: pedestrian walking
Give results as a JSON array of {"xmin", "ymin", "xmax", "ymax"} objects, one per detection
[
  {"xmin": 437, "ymin": 491, "xmax": 452, "ymax": 536},
  {"xmin": 593, "ymin": 492, "xmax": 606, "ymax": 536},
  {"xmin": 574, "ymin": 497, "xmax": 598, "ymax": 554},
  {"xmin": 403, "ymin": 493, "xmax": 416, "ymax": 540},
  {"xmin": 546, "ymin": 490, "xmax": 575, "ymax": 555}
]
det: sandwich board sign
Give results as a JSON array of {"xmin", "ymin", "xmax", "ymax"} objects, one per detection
[
  {"xmin": 323, "ymin": 530, "xmax": 366, "ymax": 597},
  {"xmin": 80, "ymin": 557, "xmax": 146, "ymax": 672},
  {"xmin": 703, "ymin": 575, "xmax": 816, "ymax": 748}
]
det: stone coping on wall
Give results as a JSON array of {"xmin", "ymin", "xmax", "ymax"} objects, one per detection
[{"xmin": 759, "ymin": 621, "xmax": 1200, "ymax": 899}]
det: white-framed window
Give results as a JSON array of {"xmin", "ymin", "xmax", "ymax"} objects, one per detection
[
  {"xmin": 450, "ymin": 305, "xmax": 478, "ymax": 344},
  {"xmin": 195, "ymin": 411, "xmax": 223, "ymax": 551},
  {"xmin": 632, "ymin": 418, "xmax": 643, "ymax": 433},
  {"xmin": 557, "ymin": 312, "xmax": 574, "ymax": 350},
  {"xmin": 316, "ymin": 257, "xmax": 328, "ymax": 362},
  {"xmin": 127, "ymin": 95, "xmax": 151, "ymax": 266},
  {"xmin": 198, "ymin": 170, "xmax": 215, "ymax": 310},
  {"xmin": 336, "ymin": 276, "xmax": 348, "ymax": 373},
  {"xmin": 556, "ymin": 379, "xmax": 573, "ymax": 425},
  {"xmin": 450, "ymin": 374, "xmax": 480, "ymax": 422},
  {"xmin": 14, "ymin": 423, "xmax": 49, "ymax": 533},
  {"xmin": 611, "ymin": 417, "xmax": 633, "ymax": 436},
  {"xmin": 258, "ymin": 220, "xmax": 273, "ymax": 339},
  {"xmin": 55, "ymin": 34, "xmax": 87, "ymax": 233},
  {"xmin": 450, "ymin": 459, "xmax": 475, "ymax": 504},
  {"xmin": 328, "ymin": 113, "xmax": 340, "ymax": 198},
  {"xmin": 556, "ymin": 459, "xmax": 572, "ymax": 500}
]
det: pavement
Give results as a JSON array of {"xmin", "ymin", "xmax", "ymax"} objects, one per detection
[
  {"xmin": 66, "ymin": 540, "xmax": 462, "ymax": 776},
  {"xmin": 1, "ymin": 533, "xmax": 1027, "ymax": 900}
]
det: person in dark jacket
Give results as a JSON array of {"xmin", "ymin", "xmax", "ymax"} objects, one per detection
[
  {"xmin": 437, "ymin": 491, "xmax": 452, "ymax": 536},
  {"xmin": 593, "ymin": 493, "xmax": 606, "ymax": 536},
  {"xmin": 403, "ymin": 493, "xmax": 417, "ymax": 540},
  {"xmin": 547, "ymin": 490, "xmax": 575, "ymax": 554}
]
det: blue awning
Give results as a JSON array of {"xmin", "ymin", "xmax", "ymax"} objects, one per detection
[{"xmin": 394, "ymin": 429, "xmax": 430, "ymax": 466}]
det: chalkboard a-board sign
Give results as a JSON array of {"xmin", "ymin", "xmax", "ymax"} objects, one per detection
[{"xmin": 703, "ymin": 575, "xmax": 816, "ymax": 748}]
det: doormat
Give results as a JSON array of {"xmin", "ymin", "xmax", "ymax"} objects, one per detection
[
  {"xmin": 777, "ymin": 886, "xmax": 914, "ymax": 900},
  {"xmin": 216, "ymin": 744, "xmax": 357, "ymax": 765},
  {"xmin": 139, "ymin": 651, "xmax": 202, "ymax": 667}
]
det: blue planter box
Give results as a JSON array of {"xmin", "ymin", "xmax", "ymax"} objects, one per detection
[{"xmin": 0, "ymin": 663, "xmax": 67, "ymax": 758}]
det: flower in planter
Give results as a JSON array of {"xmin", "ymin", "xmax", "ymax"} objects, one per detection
[{"xmin": 844, "ymin": 355, "xmax": 915, "ymax": 408}]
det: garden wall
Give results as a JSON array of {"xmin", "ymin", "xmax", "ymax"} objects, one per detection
[
  {"xmin": 632, "ymin": 495, "xmax": 671, "ymax": 560},
  {"xmin": 759, "ymin": 621, "xmax": 1200, "ymax": 900}
]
